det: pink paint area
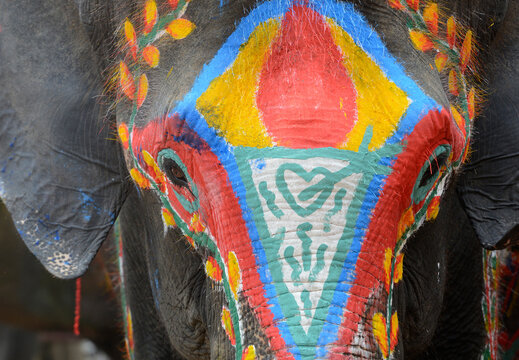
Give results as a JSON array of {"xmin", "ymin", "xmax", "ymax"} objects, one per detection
[{"xmin": 257, "ymin": 5, "xmax": 358, "ymax": 148}]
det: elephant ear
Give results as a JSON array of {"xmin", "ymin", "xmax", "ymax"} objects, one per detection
[
  {"xmin": 458, "ymin": 12, "xmax": 519, "ymax": 250},
  {"xmin": 0, "ymin": 0, "xmax": 128, "ymax": 278}
]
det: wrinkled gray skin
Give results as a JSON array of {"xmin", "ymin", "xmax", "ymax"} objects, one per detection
[
  {"xmin": 0, "ymin": 0, "xmax": 518, "ymax": 359},
  {"xmin": 0, "ymin": 201, "xmax": 122, "ymax": 359}
]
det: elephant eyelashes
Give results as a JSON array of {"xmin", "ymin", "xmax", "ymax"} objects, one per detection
[
  {"xmin": 419, "ymin": 151, "xmax": 448, "ymax": 188},
  {"xmin": 162, "ymin": 157, "xmax": 190, "ymax": 189},
  {"xmin": 412, "ymin": 145, "xmax": 451, "ymax": 204}
]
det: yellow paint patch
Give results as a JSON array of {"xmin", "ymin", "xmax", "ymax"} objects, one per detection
[
  {"xmin": 409, "ymin": 30, "xmax": 434, "ymax": 52},
  {"xmin": 119, "ymin": 61, "xmax": 135, "ymax": 100},
  {"xmin": 166, "ymin": 18, "xmax": 196, "ymax": 39},
  {"xmin": 397, "ymin": 207, "xmax": 414, "ymax": 239},
  {"xmin": 373, "ymin": 312, "xmax": 389, "ymax": 358},
  {"xmin": 426, "ymin": 196, "xmax": 441, "ymax": 221},
  {"xmin": 137, "ymin": 74, "xmax": 149, "ymax": 109},
  {"xmin": 327, "ymin": 19, "xmax": 409, "ymax": 151},
  {"xmin": 162, "ymin": 207, "xmax": 176, "ymax": 227},
  {"xmin": 142, "ymin": 45, "xmax": 160, "ymax": 68},
  {"xmin": 383, "ymin": 248, "xmax": 392, "ymax": 293},
  {"xmin": 196, "ymin": 19, "xmax": 280, "ymax": 148},
  {"xmin": 221, "ymin": 307, "xmax": 236, "ymax": 345},
  {"xmin": 389, "ymin": 311, "xmax": 399, "ymax": 352},
  {"xmin": 434, "ymin": 52, "xmax": 448, "ymax": 72},
  {"xmin": 393, "ymin": 253, "xmax": 404, "ymax": 284},
  {"xmin": 242, "ymin": 345, "xmax": 256, "ymax": 360},
  {"xmin": 190, "ymin": 212, "xmax": 205, "ymax": 233},
  {"xmin": 130, "ymin": 168, "xmax": 150, "ymax": 189},
  {"xmin": 118, "ymin": 123, "xmax": 130, "ymax": 150},
  {"xmin": 228, "ymin": 251, "xmax": 241, "ymax": 300},
  {"xmin": 143, "ymin": 0, "xmax": 158, "ymax": 34}
]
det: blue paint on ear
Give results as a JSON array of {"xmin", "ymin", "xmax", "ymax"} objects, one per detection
[{"xmin": 152, "ymin": 269, "xmax": 161, "ymax": 310}]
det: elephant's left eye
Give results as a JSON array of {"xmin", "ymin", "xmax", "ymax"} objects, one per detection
[
  {"xmin": 162, "ymin": 157, "xmax": 190, "ymax": 189},
  {"xmin": 412, "ymin": 144, "xmax": 451, "ymax": 204}
]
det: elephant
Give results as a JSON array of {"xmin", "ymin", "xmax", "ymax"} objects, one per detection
[{"xmin": 1, "ymin": 0, "xmax": 518, "ymax": 359}]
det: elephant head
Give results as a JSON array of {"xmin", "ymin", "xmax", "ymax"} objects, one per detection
[{"xmin": 1, "ymin": 0, "xmax": 518, "ymax": 359}]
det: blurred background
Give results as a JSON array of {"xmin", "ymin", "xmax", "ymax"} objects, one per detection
[{"xmin": 0, "ymin": 200, "xmax": 122, "ymax": 360}]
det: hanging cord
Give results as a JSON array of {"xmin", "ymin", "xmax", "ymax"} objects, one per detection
[{"xmin": 74, "ymin": 277, "xmax": 82, "ymax": 336}]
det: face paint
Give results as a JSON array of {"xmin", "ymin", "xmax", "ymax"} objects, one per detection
[{"xmin": 118, "ymin": 0, "xmax": 475, "ymax": 359}]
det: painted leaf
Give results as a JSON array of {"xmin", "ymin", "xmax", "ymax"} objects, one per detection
[
  {"xmin": 142, "ymin": 45, "xmax": 160, "ymax": 68},
  {"xmin": 137, "ymin": 73, "xmax": 149, "ymax": 109},
  {"xmin": 384, "ymin": 248, "xmax": 393, "ymax": 293},
  {"xmin": 119, "ymin": 61, "xmax": 135, "ymax": 100},
  {"xmin": 460, "ymin": 30, "xmax": 473, "ymax": 73},
  {"xmin": 390, "ymin": 312, "xmax": 399, "ymax": 352},
  {"xmin": 447, "ymin": 16, "xmax": 456, "ymax": 48},
  {"xmin": 423, "ymin": 3, "xmax": 438, "ymax": 35},
  {"xmin": 166, "ymin": 18, "xmax": 196, "ymax": 39},
  {"xmin": 221, "ymin": 307, "xmax": 236, "ymax": 346},
  {"xmin": 205, "ymin": 256, "xmax": 223, "ymax": 282},
  {"xmin": 242, "ymin": 345, "xmax": 256, "ymax": 360},
  {"xmin": 228, "ymin": 251, "xmax": 241, "ymax": 300},
  {"xmin": 142, "ymin": 150, "xmax": 167, "ymax": 192},
  {"xmin": 124, "ymin": 19, "xmax": 138, "ymax": 60},
  {"xmin": 406, "ymin": 0, "xmax": 419, "ymax": 11},
  {"xmin": 388, "ymin": 0, "xmax": 404, "ymax": 9},
  {"xmin": 450, "ymin": 106, "xmax": 466, "ymax": 138},
  {"xmin": 143, "ymin": 0, "xmax": 158, "ymax": 34},
  {"xmin": 434, "ymin": 52, "xmax": 448, "ymax": 72},
  {"xmin": 130, "ymin": 168, "xmax": 150, "ymax": 189},
  {"xmin": 162, "ymin": 207, "xmax": 176, "ymax": 227},
  {"xmin": 397, "ymin": 207, "xmax": 414, "ymax": 240},
  {"xmin": 448, "ymin": 69, "xmax": 459, "ymax": 96},
  {"xmin": 409, "ymin": 30, "xmax": 434, "ymax": 52},
  {"xmin": 393, "ymin": 253, "xmax": 404, "ymax": 284},
  {"xmin": 118, "ymin": 123, "xmax": 130, "ymax": 150},
  {"xmin": 467, "ymin": 87, "xmax": 476, "ymax": 120},
  {"xmin": 190, "ymin": 212, "xmax": 206, "ymax": 233},
  {"xmin": 426, "ymin": 196, "xmax": 441, "ymax": 221},
  {"xmin": 373, "ymin": 312, "xmax": 389, "ymax": 358}
]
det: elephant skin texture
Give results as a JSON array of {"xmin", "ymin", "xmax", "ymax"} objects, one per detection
[{"xmin": 0, "ymin": 0, "xmax": 518, "ymax": 359}]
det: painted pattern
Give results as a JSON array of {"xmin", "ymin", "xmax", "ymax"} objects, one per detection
[{"xmin": 116, "ymin": 0, "xmax": 474, "ymax": 359}]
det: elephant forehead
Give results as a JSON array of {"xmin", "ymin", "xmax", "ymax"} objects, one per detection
[{"xmin": 174, "ymin": 0, "xmax": 438, "ymax": 153}]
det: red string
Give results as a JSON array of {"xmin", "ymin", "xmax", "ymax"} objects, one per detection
[{"xmin": 74, "ymin": 277, "xmax": 81, "ymax": 336}]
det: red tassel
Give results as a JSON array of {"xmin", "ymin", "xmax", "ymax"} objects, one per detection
[{"xmin": 74, "ymin": 278, "xmax": 81, "ymax": 336}]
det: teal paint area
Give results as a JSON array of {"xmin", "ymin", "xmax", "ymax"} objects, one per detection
[{"xmin": 234, "ymin": 129, "xmax": 400, "ymax": 358}]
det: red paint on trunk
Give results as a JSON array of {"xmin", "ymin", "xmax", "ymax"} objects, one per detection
[
  {"xmin": 331, "ymin": 108, "xmax": 463, "ymax": 357},
  {"xmin": 257, "ymin": 5, "xmax": 358, "ymax": 148}
]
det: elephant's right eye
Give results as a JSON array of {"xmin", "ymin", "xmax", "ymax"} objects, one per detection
[
  {"xmin": 162, "ymin": 157, "xmax": 190, "ymax": 189},
  {"xmin": 411, "ymin": 144, "xmax": 451, "ymax": 204}
]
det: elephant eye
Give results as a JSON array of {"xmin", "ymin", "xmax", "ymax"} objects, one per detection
[
  {"xmin": 419, "ymin": 152, "xmax": 448, "ymax": 188},
  {"xmin": 162, "ymin": 157, "xmax": 190, "ymax": 189},
  {"xmin": 412, "ymin": 145, "xmax": 451, "ymax": 204}
]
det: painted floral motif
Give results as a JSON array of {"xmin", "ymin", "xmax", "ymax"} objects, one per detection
[{"xmin": 388, "ymin": 0, "xmax": 477, "ymax": 142}]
